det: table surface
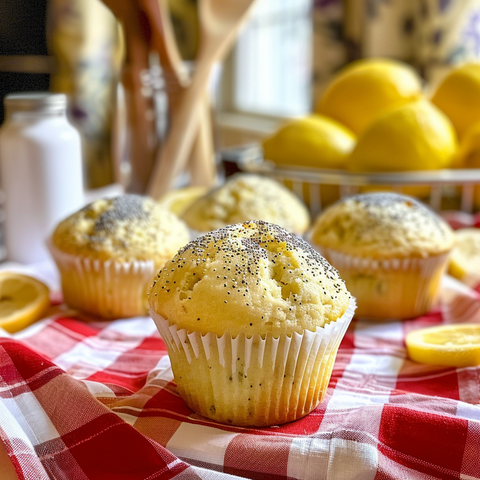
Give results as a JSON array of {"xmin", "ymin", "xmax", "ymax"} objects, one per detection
[{"xmin": 2, "ymin": 245, "xmax": 480, "ymax": 479}]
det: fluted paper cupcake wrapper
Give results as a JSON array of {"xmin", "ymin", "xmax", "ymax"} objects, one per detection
[
  {"xmin": 48, "ymin": 243, "xmax": 157, "ymax": 318},
  {"xmin": 315, "ymin": 245, "xmax": 449, "ymax": 320},
  {"xmin": 150, "ymin": 297, "xmax": 356, "ymax": 427}
]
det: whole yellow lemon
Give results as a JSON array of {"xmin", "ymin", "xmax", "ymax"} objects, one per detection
[
  {"xmin": 349, "ymin": 100, "xmax": 457, "ymax": 172},
  {"xmin": 262, "ymin": 114, "xmax": 356, "ymax": 208},
  {"xmin": 262, "ymin": 114, "xmax": 356, "ymax": 169},
  {"xmin": 348, "ymin": 100, "xmax": 457, "ymax": 197},
  {"xmin": 315, "ymin": 58, "xmax": 423, "ymax": 135},
  {"xmin": 431, "ymin": 63, "xmax": 480, "ymax": 139}
]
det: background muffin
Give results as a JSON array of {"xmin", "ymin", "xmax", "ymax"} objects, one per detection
[
  {"xmin": 50, "ymin": 194, "xmax": 189, "ymax": 319},
  {"xmin": 149, "ymin": 220, "xmax": 355, "ymax": 427},
  {"xmin": 310, "ymin": 193, "xmax": 455, "ymax": 319},
  {"xmin": 181, "ymin": 173, "xmax": 310, "ymax": 235}
]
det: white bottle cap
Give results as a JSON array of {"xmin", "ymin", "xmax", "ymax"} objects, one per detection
[{"xmin": 4, "ymin": 92, "xmax": 67, "ymax": 114}]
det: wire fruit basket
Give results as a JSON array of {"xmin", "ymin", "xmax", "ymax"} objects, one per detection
[{"xmin": 221, "ymin": 144, "xmax": 480, "ymax": 218}]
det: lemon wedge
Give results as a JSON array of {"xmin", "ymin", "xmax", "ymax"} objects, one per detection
[
  {"xmin": 406, "ymin": 324, "xmax": 480, "ymax": 367},
  {"xmin": 448, "ymin": 228, "xmax": 480, "ymax": 287},
  {"xmin": 0, "ymin": 272, "xmax": 50, "ymax": 333}
]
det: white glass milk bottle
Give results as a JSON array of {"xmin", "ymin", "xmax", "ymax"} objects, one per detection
[{"xmin": 0, "ymin": 92, "xmax": 84, "ymax": 263}]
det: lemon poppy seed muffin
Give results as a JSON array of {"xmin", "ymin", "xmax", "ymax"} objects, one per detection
[
  {"xmin": 50, "ymin": 194, "xmax": 189, "ymax": 318},
  {"xmin": 181, "ymin": 173, "xmax": 310, "ymax": 235},
  {"xmin": 310, "ymin": 192, "xmax": 455, "ymax": 319},
  {"xmin": 151, "ymin": 220, "xmax": 351, "ymax": 335},
  {"xmin": 149, "ymin": 220, "xmax": 355, "ymax": 427}
]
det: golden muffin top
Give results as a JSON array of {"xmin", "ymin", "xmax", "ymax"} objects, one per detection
[
  {"xmin": 310, "ymin": 192, "xmax": 455, "ymax": 258},
  {"xmin": 149, "ymin": 220, "xmax": 352, "ymax": 337},
  {"xmin": 181, "ymin": 174, "xmax": 310, "ymax": 235},
  {"xmin": 51, "ymin": 194, "xmax": 190, "ymax": 262}
]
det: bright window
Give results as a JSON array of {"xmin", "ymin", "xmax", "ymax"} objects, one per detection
[{"xmin": 232, "ymin": 0, "xmax": 313, "ymax": 117}]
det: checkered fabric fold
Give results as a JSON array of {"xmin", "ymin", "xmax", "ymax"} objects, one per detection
[{"xmin": 1, "ymin": 215, "xmax": 480, "ymax": 479}]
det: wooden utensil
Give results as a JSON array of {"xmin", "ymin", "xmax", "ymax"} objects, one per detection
[
  {"xmin": 188, "ymin": 94, "xmax": 217, "ymax": 187},
  {"xmin": 101, "ymin": 0, "xmax": 157, "ymax": 194},
  {"xmin": 139, "ymin": 0, "xmax": 217, "ymax": 190},
  {"xmin": 140, "ymin": 0, "xmax": 188, "ymax": 88},
  {"xmin": 147, "ymin": 0, "xmax": 256, "ymax": 199}
]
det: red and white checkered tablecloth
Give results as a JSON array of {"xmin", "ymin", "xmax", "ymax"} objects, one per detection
[{"xmin": 2, "ymin": 214, "xmax": 480, "ymax": 480}]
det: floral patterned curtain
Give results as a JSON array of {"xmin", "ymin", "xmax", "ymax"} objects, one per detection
[{"xmin": 312, "ymin": 0, "xmax": 480, "ymax": 104}]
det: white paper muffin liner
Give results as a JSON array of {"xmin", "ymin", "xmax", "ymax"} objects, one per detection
[
  {"xmin": 150, "ymin": 297, "xmax": 356, "ymax": 427},
  {"xmin": 314, "ymin": 245, "xmax": 450, "ymax": 320},
  {"xmin": 48, "ymin": 243, "xmax": 158, "ymax": 318}
]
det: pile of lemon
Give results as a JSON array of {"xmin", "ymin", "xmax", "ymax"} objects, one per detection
[
  {"xmin": 263, "ymin": 59, "xmax": 480, "ymax": 368},
  {"xmin": 262, "ymin": 58, "xmax": 480, "ymax": 206}
]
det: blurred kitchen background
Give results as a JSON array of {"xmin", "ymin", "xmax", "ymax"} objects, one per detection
[{"xmin": 2, "ymin": 0, "xmax": 480, "ymax": 195}]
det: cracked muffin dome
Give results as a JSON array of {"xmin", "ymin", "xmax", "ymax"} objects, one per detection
[
  {"xmin": 148, "ymin": 220, "xmax": 355, "ymax": 427},
  {"xmin": 309, "ymin": 192, "xmax": 454, "ymax": 320},
  {"xmin": 180, "ymin": 173, "xmax": 310, "ymax": 235},
  {"xmin": 51, "ymin": 194, "xmax": 190, "ymax": 262},
  {"xmin": 49, "ymin": 194, "xmax": 190, "ymax": 319},
  {"xmin": 149, "ymin": 220, "xmax": 351, "ymax": 337},
  {"xmin": 310, "ymin": 192, "xmax": 455, "ymax": 259}
]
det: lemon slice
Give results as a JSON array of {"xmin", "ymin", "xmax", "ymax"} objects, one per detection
[
  {"xmin": 448, "ymin": 228, "xmax": 480, "ymax": 287},
  {"xmin": 406, "ymin": 324, "xmax": 480, "ymax": 367},
  {"xmin": 0, "ymin": 272, "xmax": 50, "ymax": 333}
]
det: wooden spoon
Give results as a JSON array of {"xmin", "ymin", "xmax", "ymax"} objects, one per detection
[
  {"xmin": 147, "ymin": 0, "xmax": 256, "ymax": 198},
  {"xmin": 140, "ymin": 0, "xmax": 217, "ymax": 190},
  {"xmin": 101, "ymin": 0, "xmax": 157, "ymax": 194},
  {"xmin": 139, "ymin": 0, "xmax": 189, "ymax": 88},
  {"xmin": 188, "ymin": 95, "xmax": 216, "ymax": 187}
]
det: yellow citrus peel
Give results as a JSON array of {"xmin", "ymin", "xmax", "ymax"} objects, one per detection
[
  {"xmin": 0, "ymin": 272, "xmax": 50, "ymax": 333},
  {"xmin": 315, "ymin": 58, "xmax": 423, "ymax": 135},
  {"xmin": 406, "ymin": 323, "xmax": 480, "ymax": 367}
]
